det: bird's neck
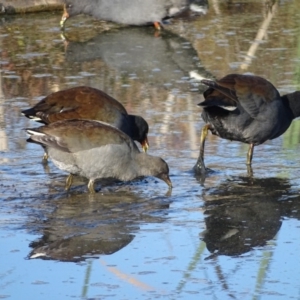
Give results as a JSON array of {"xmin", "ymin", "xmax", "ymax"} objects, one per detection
[
  {"xmin": 282, "ymin": 91, "xmax": 300, "ymax": 119},
  {"xmin": 135, "ymin": 153, "xmax": 159, "ymax": 177},
  {"xmin": 127, "ymin": 115, "xmax": 148, "ymax": 143}
]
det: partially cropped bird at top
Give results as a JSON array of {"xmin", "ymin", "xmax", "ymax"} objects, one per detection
[
  {"xmin": 60, "ymin": 0, "xmax": 203, "ymax": 30},
  {"xmin": 22, "ymin": 86, "xmax": 149, "ymax": 160},
  {"xmin": 26, "ymin": 119, "xmax": 172, "ymax": 194},
  {"xmin": 193, "ymin": 73, "xmax": 300, "ymax": 174}
]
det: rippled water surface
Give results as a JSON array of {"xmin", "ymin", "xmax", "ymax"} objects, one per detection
[{"xmin": 1, "ymin": 1, "xmax": 300, "ymax": 299}]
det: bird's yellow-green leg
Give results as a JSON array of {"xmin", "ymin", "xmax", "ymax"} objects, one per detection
[
  {"xmin": 87, "ymin": 180, "xmax": 95, "ymax": 194},
  {"xmin": 200, "ymin": 125, "xmax": 210, "ymax": 165},
  {"xmin": 247, "ymin": 143, "xmax": 254, "ymax": 165},
  {"xmin": 247, "ymin": 164, "xmax": 253, "ymax": 177},
  {"xmin": 42, "ymin": 152, "xmax": 49, "ymax": 161},
  {"xmin": 194, "ymin": 124, "xmax": 210, "ymax": 175},
  {"xmin": 65, "ymin": 174, "xmax": 73, "ymax": 191},
  {"xmin": 153, "ymin": 22, "xmax": 161, "ymax": 31}
]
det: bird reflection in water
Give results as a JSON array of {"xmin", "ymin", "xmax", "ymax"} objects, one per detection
[
  {"xmin": 200, "ymin": 176, "xmax": 297, "ymax": 259},
  {"xmin": 28, "ymin": 191, "xmax": 170, "ymax": 262}
]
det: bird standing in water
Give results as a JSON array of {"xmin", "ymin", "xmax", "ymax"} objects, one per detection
[
  {"xmin": 26, "ymin": 120, "xmax": 172, "ymax": 194},
  {"xmin": 60, "ymin": 0, "xmax": 202, "ymax": 30},
  {"xmin": 194, "ymin": 73, "xmax": 300, "ymax": 175}
]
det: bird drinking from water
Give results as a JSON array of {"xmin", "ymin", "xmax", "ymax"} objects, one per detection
[{"xmin": 27, "ymin": 119, "xmax": 172, "ymax": 193}]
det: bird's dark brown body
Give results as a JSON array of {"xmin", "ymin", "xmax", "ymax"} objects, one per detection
[
  {"xmin": 22, "ymin": 86, "xmax": 149, "ymax": 152},
  {"xmin": 194, "ymin": 74, "xmax": 300, "ymax": 174}
]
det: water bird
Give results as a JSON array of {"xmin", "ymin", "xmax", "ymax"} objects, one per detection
[
  {"xmin": 194, "ymin": 73, "xmax": 300, "ymax": 174},
  {"xmin": 60, "ymin": 0, "xmax": 202, "ymax": 30},
  {"xmin": 22, "ymin": 86, "xmax": 149, "ymax": 160},
  {"xmin": 26, "ymin": 119, "xmax": 172, "ymax": 193}
]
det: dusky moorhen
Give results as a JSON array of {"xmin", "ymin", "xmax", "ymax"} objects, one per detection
[
  {"xmin": 22, "ymin": 86, "xmax": 149, "ymax": 159},
  {"xmin": 60, "ymin": 0, "xmax": 195, "ymax": 30},
  {"xmin": 26, "ymin": 119, "xmax": 172, "ymax": 193},
  {"xmin": 194, "ymin": 73, "xmax": 300, "ymax": 174}
]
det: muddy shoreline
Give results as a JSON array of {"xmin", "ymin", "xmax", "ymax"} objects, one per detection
[{"xmin": 0, "ymin": 0, "xmax": 63, "ymax": 14}]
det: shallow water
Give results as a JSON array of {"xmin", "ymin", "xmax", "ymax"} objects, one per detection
[{"xmin": 1, "ymin": 1, "xmax": 300, "ymax": 299}]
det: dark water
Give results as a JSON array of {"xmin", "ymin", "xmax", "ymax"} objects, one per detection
[{"xmin": 1, "ymin": 1, "xmax": 300, "ymax": 299}]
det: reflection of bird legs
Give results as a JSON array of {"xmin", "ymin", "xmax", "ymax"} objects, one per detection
[
  {"xmin": 247, "ymin": 164, "xmax": 253, "ymax": 177},
  {"xmin": 153, "ymin": 22, "xmax": 162, "ymax": 37},
  {"xmin": 60, "ymin": 32, "xmax": 69, "ymax": 52},
  {"xmin": 41, "ymin": 160, "xmax": 51, "ymax": 174},
  {"xmin": 194, "ymin": 124, "xmax": 210, "ymax": 175}
]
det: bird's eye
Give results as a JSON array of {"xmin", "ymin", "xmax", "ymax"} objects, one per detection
[{"xmin": 67, "ymin": 4, "xmax": 72, "ymax": 9}]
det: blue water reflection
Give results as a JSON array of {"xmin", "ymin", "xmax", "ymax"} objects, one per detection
[{"xmin": 1, "ymin": 1, "xmax": 300, "ymax": 299}]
